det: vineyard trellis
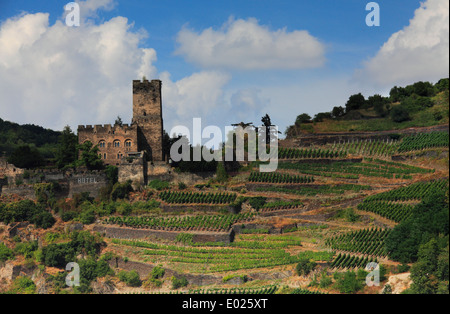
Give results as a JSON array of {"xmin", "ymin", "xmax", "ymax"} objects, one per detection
[
  {"xmin": 325, "ymin": 228, "xmax": 391, "ymax": 258},
  {"xmin": 158, "ymin": 191, "xmax": 237, "ymax": 204}
]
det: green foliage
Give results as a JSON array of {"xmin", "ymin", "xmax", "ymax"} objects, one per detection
[
  {"xmin": 41, "ymin": 231, "xmax": 103, "ymax": 268},
  {"xmin": 0, "ymin": 117, "xmax": 60, "ymax": 159},
  {"xmin": 215, "ymin": 162, "xmax": 228, "ymax": 183},
  {"xmin": 295, "ymin": 259, "xmax": 317, "ymax": 276},
  {"xmin": 345, "ymin": 93, "xmax": 366, "ymax": 112},
  {"xmin": 334, "ymin": 271, "xmax": 364, "ymax": 294},
  {"xmin": 150, "ymin": 266, "xmax": 166, "ymax": 280},
  {"xmin": 55, "ymin": 126, "xmax": 78, "ymax": 169},
  {"xmin": 110, "ymin": 180, "xmax": 133, "ymax": 201},
  {"xmin": 78, "ymin": 141, "xmax": 104, "ymax": 170},
  {"xmin": 247, "ymin": 196, "xmax": 267, "ymax": 210},
  {"xmin": 149, "ymin": 179, "xmax": 170, "ymax": 191},
  {"xmin": 0, "ymin": 200, "xmax": 55, "ymax": 229},
  {"xmin": 409, "ymin": 238, "xmax": 449, "ymax": 294},
  {"xmin": 390, "ymin": 106, "xmax": 411, "ymax": 123},
  {"xmin": 7, "ymin": 145, "xmax": 45, "ymax": 169},
  {"xmin": 7, "ymin": 276, "xmax": 36, "ymax": 294},
  {"xmin": 171, "ymin": 276, "xmax": 189, "ymax": 289},
  {"xmin": 105, "ymin": 166, "xmax": 119, "ymax": 185},
  {"xmin": 385, "ymin": 189, "xmax": 449, "ymax": 263},
  {"xmin": 118, "ymin": 270, "xmax": 142, "ymax": 287},
  {"xmin": 0, "ymin": 242, "xmax": 14, "ymax": 262}
]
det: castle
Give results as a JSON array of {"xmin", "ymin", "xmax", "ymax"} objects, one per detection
[{"xmin": 77, "ymin": 79, "xmax": 164, "ymax": 166}]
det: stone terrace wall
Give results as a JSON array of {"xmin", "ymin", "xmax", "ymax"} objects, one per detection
[{"xmin": 93, "ymin": 225, "xmax": 234, "ymax": 244}]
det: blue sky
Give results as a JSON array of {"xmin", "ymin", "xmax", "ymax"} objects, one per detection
[{"xmin": 0, "ymin": 0, "xmax": 448, "ymax": 138}]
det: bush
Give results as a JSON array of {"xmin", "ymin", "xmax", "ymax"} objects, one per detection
[
  {"xmin": 111, "ymin": 181, "xmax": 133, "ymax": 201},
  {"xmin": 150, "ymin": 266, "xmax": 165, "ymax": 280},
  {"xmin": 171, "ymin": 276, "xmax": 189, "ymax": 289},
  {"xmin": 390, "ymin": 106, "xmax": 411, "ymax": 123},
  {"xmin": 118, "ymin": 270, "xmax": 141, "ymax": 287},
  {"xmin": 296, "ymin": 259, "xmax": 317, "ymax": 276},
  {"xmin": 8, "ymin": 276, "xmax": 36, "ymax": 294},
  {"xmin": 334, "ymin": 271, "xmax": 364, "ymax": 294},
  {"xmin": 0, "ymin": 242, "xmax": 14, "ymax": 262},
  {"xmin": 149, "ymin": 179, "xmax": 170, "ymax": 191}
]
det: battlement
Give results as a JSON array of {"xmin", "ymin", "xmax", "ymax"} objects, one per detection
[
  {"xmin": 133, "ymin": 79, "xmax": 162, "ymax": 94},
  {"xmin": 78, "ymin": 123, "xmax": 135, "ymax": 135}
]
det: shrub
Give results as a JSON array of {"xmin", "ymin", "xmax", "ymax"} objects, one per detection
[
  {"xmin": 0, "ymin": 242, "xmax": 14, "ymax": 262},
  {"xmin": 171, "ymin": 276, "xmax": 189, "ymax": 289},
  {"xmin": 111, "ymin": 181, "xmax": 133, "ymax": 201},
  {"xmin": 296, "ymin": 259, "xmax": 317, "ymax": 276},
  {"xmin": 149, "ymin": 179, "xmax": 170, "ymax": 191},
  {"xmin": 334, "ymin": 271, "xmax": 364, "ymax": 294},
  {"xmin": 118, "ymin": 270, "xmax": 141, "ymax": 287}
]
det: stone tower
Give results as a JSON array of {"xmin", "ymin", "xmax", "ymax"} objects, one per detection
[{"xmin": 132, "ymin": 79, "xmax": 164, "ymax": 161}]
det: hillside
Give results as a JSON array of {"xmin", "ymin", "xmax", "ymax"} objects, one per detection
[
  {"xmin": 0, "ymin": 118, "xmax": 61, "ymax": 159},
  {"xmin": 285, "ymin": 78, "xmax": 449, "ymax": 137}
]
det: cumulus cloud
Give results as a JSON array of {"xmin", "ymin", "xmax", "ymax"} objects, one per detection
[
  {"xmin": 175, "ymin": 17, "xmax": 326, "ymax": 70},
  {"xmin": 356, "ymin": 0, "xmax": 449, "ymax": 87},
  {"xmin": 160, "ymin": 71, "xmax": 231, "ymax": 132},
  {"xmin": 0, "ymin": 3, "xmax": 157, "ymax": 131}
]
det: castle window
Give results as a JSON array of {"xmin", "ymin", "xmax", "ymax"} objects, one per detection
[
  {"xmin": 117, "ymin": 153, "xmax": 123, "ymax": 159},
  {"xmin": 125, "ymin": 140, "xmax": 132, "ymax": 148},
  {"xmin": 113, "ymin": 140, "xmax": 121, "ymax": 148},
  {"xmin": 98, "ymin": 141, "xmax": 106, "ymax": 148}
]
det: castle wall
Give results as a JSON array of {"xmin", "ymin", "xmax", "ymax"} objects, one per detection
[{"xmin": 77, "ymin": 124, "xmax": 139, "ymax": 166}]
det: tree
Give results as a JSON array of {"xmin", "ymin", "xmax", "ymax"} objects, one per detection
[
  {"xmin": 295, "ymin": 259, "xmax": 317, "ymax": 276},
  {"xmin": 390, "ymin": 106, "xmax": 411, "ymax": 123},
  {"xmin": 435, "ymin": 78, "xmax": 449, "ymax": 93},
  {"xmin": 78, "ymin": 141, "xmax": 104, "ymax": 170},
  {"xmin": 295, "ymin": 113, "xmax": 312, "ymax": 125},
  {"xmin": 115, "ymin": 116, "xmax": 123, "ymax": 126},
  {"xmin": 345, "ymin": 93, "xmax": 366, "ymax": 112},
  {"xmin": 261, "ymin": 114, "xmax": 272, "ymax": 144},
  {"xmin": 331, "ymin": 106, "xmax": 345, "ymax": 118},
  {"xmin": 55, "ymin": 126, "xmax": 78, "ymax": 169},
  {"xmin": 7, "ymin": 145, "xmax": 44, "ymax": 169}
]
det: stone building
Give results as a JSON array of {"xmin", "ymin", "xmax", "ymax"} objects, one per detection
[{"xmin": 77, "ymin": 79, "xmax": 164, "ymax": 166}]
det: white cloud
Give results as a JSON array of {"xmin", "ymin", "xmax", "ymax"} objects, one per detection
[
  {"xmin": 0, "ymin": 4, "xmax": 157, "ymax": 132},
  {"xmin": 175, "ymin": 17, "xmax": 326, "ymax": 70},
  {"xmin": 160, "ymin": 71, "xmax": 231, "ymax": 132},
  {"xmin": 356, "ymin": 0, "xmax": 449, "ymax": 87}
]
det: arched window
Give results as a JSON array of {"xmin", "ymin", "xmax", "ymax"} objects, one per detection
[
  {"xmin": 125, "ymin": 140, "xmax": 132, "ymax": 148},
  {"xmin": 98, "ymin": 140, "xmax": 106, "ymax": 148},
  {"xmin": 113, "ymin": 140, "xmax": 121, "ymax": 148}
]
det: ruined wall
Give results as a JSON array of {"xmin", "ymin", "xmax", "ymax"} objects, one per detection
[
  {"xmin": 68, "ymin": 173, "xmax": 109, "ymax": 198},
  {"xmin": 132, "ymin": 79, "xmax": 164, "ymax": 161},
  {"xmin": 77, "ymin": 124, "xmax": 139, "ymax": 166},
  {"xmin": 118, "ymin": 156, "xmax": 146, "ymax": 186}
]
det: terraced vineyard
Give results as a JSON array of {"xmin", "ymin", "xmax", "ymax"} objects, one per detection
[
  {"xmin": 249, "ymin": 172, "xmax": 314, "ymax": 184},
  {"xmin": 189, "ymin": 286, "xmax": 280, "ymax": 294},
  {"xmin": 158, "ymin": 191, "xmax": 237, "ymax": 204},
  {"xmin": 110, "ymin": 237, "xmax": 334, "ymax": 273},
  {"xmin": 330, "ymin": 253, "xmax": 378, "ymax": 270},
  {"xmin": 278, "ymin": 147, "xmax": 346, "ymax": 159},
  {"xmin": 357, "ymin": 179, "xmax": 449, "ymax": 222},
  {"xmin": 325, "ymin": 228, "xmax": 391, "ymax": 258},
  {"xmin": 278, "ymin": 159, "xmax": 433, "ymax": 179},
  {"xmin": 398, "ymin": 131, "xmax": 449, "ymax": 153},
  {"xmin": 104, "ymin": 213, "xmax": 256, "ymax": 232}
]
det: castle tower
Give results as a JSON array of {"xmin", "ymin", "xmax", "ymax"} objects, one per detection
[{"xmin": 132, "ymin": 79, "xmax": 164, "ymax": 161}]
